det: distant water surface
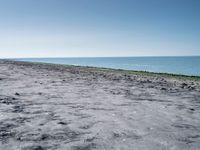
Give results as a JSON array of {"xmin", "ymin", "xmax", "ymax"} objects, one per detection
[{"xmin": 15, "ymin": 57, "xmax": 200, "ymax": 76}]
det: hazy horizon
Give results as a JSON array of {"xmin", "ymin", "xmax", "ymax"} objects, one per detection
[
  {"xmin": 3, "ymin": 55, "xmax": 200, "ymax": 59},
  {"xmin": 0, "ymin": 0, "xmax": 200, "ymax": 58}
]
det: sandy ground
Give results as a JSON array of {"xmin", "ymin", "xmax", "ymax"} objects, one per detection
[{"xmin": 0, "ymin": 60, "xmax": 200, "ymax": 150}]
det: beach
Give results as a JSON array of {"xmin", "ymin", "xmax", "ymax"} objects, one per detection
[{"xmin": 0, "ymin": 60, "xmax": 200, "ymax": 150}]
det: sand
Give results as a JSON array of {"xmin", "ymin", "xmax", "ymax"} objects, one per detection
[{"xmin": 0, "ymin": 60, "xmax": 200, "ymax": 150}]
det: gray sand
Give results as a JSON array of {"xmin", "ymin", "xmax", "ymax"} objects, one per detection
[{"xmin": 0, "ymin": 60, "xmax": 200, "ymax": 150}]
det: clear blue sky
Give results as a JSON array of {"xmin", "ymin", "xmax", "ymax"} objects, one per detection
[{"xmin": 0, "ymin": 0, "xmax": 200, "ymax": 58}]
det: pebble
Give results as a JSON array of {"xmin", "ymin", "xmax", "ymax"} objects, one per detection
[
  {"xmin": 161, "ymin": 87, "xmax": 167, "ymax": 91},
  {"xmin": 15, "ymin": 92, "xmax": 20, "ymax": 96}
]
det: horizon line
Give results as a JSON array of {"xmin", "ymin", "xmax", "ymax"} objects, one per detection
[{"xmin": 1, "ymin": 55, "xmax": 200, "ymax": 59}]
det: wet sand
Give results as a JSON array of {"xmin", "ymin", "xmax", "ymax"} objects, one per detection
[{"xmin": 0, "ymin": 60, "xmax": 200, "ymax": 150}]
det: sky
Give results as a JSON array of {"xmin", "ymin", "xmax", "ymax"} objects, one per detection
[{"xmin": 0, "ymin": 0, "xmax": 200, "ymax": 58}]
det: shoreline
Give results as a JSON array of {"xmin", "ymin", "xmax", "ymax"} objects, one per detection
[
  {"xmin": 4, "ymin": 59, "xmax": 200, "ymax": 81},
  {"xmin": 0, "ymin": 59, "xmax": 200, "ymax": 149}
]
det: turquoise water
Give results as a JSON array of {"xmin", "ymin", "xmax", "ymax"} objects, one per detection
[{"xmin": 16, "ymin": 57, "xmax": 200, "ymax": 76}]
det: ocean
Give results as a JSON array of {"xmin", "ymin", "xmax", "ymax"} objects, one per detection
[{"xmin": 15, "ymin": 56, "xmax": 200, "ymax": 76}]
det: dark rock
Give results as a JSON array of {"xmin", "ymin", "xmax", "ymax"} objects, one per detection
[
  {"xmin": 15, "ymin": 92, "xmax": 20, "ymax": 96},
  {"xmin": 161, "ymin": 87, "xmax": 167, "ymax": 91},
  {"xmin": 40, "ymin": 134, "xmax": 49, "ymax": 140},
  {"xmin": 58, "ymin": 121, "xmax": 67, "ymax": 125},
  {"xmin": 188, "ymin": 86, "xmax": 195, "ymax": 90},
  {"xmin": 34, "ymin": 146, "xmax": 44, "ymax": 150},
  {"xmin": 181, "ymin": 83, "xmax": 188, "ymax": 88},
  {"xmin": 189, "ymin": 108, "xmax": 195, "ymax": 111}
]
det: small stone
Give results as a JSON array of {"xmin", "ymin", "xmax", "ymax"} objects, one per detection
[
  {"xmin": 181, "ymin": 83, "xmax": 188, "ymax": 87},
  {"xmin": 188, "ymin": 86, "xmax": 195, "ymax": 90},
  {"xmin": 161, "ymin": 87, "xmax": 167, "ymax": 91},
  {"xmin": 58, "ymin": 121, "xmax": 67, "ymax": 125},
  {"xmin": 32, "ymin": 146, "xmax": 44, "ymax": 150},
  {"xmin": 40, "ymin": 134, "xmax": 49, "ymax": 140},
  {"xmin": 15, "ymin": 92, "xmax": 20, "ymax": 96}
]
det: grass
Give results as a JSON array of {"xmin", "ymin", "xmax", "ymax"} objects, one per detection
[
  {"xmin": 78, "ymin": 65, "xmax": 200, "ymax": 81},
  {"xmin": 104, "ymin": 68, "xmax": 200, "ymax": 81}
]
